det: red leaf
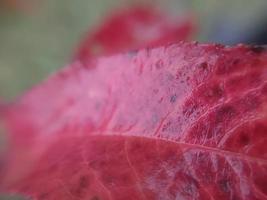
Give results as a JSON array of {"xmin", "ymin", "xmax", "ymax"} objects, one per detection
[
  {"xmin": 74, "ymin": 6, "xmax": 195, "ymax": 61},
  {"xmin": 1, "ymin": 42, "xmax": 267, "ymax": 200}
]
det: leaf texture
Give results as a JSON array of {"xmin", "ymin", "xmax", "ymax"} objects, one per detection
[{"xmin": 1, "ymin": 42, "xmax": 267, "ymax": 200}]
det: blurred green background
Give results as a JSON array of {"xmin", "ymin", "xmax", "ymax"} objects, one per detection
[
  {"xmin": 1, "ymin": 0, "xmax": 267, "ymax": 101},
  {"xmin": 1, "ymin": 0, "xmax": 267, "ymax": 199},
  {"xmin": 0, "ymin": 0, "xmax": 121, "ymax": 100}
]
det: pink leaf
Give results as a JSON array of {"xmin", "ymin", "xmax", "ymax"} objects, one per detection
[{"xmin": 1, "ymin": 42, "xmax": 267, "ymax": 200}]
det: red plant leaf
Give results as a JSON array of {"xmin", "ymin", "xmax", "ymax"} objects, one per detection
[
  {"xmin": 74, "ymin": 6, "xmax": 195, "ymax": 61},
  {"xmin": 1, "ymin": 42, "xmax": 267, "ymax": 200}
]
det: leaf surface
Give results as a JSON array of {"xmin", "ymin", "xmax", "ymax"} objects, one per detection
[{"xmin": 1, "ymin": 42, "xmax": 267, "ymax": 200}]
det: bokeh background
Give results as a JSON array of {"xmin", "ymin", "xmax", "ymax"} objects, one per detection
[{"xmin": 0, "ymin": 0, "xmax": 267, "ymax": 199}]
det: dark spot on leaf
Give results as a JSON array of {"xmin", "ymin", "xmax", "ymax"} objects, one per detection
[
  {"xmin": 79, "ymin": 175, "xmax": 90, "ymax": 189},
  {"xmin": 70, "ymin": 175, "xmax": 91, "ymax": 197},
  {"xmin": 128, "ymin": 49, "xmax": 138, "ymax": 57},
  {"xmin": 216, "ymin": 105, "xmax": 236, "ymax": 123},
  {"xmin": 182, "ymin": 185, "xmax": 194, "ymax": 196},
  {"xmin": 170, "ymin": 94, "xmax": 177, "ymax": 103},
  {"xmin": 232, "ymin": 58, "xmax": 240, "ymax": 65},
  {"xmin": 218, "ymin": 179, "xmax": 231, "ymax": 193},
  {"xmin": 199, "ymin": 62, "xmax": 208, "ymax": 70},
  {"xmin": 239, "ymin": 132, "xmax": 250, "ymax": 146},
  {"xmin": 91, "ymin": 196, "xmax": 100, "ymax": 200},
  {"xmin": 214, "ymin": 43, "xmax": 224, "ymax": 49},
  {"xmin": 182, "ymin": 175, "xmax": 199, "ymax": 197},
  {"xmin": 250, "ymin": 45, "xmax": 266, "ymax": 54}
]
